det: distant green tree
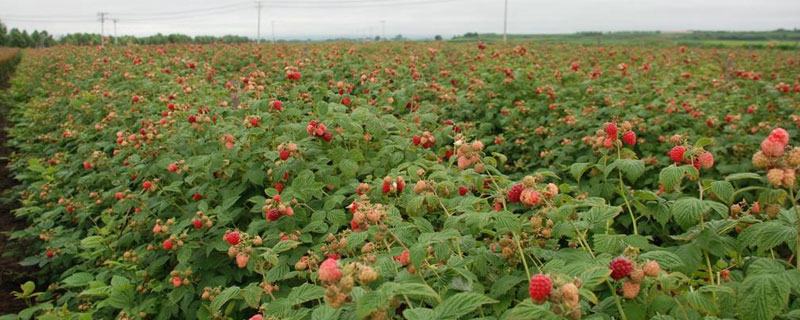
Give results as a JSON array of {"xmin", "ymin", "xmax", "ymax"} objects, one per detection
[{"xmin": 0, "ymin": 21, "xmax": 7, "ymax": 46}]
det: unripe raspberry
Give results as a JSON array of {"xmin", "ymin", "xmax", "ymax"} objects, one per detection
[
  {"xmin": 630, "ymin": 268, "xmax": 645, "ymax": 283},
  {"xmin": 788, "ymin": 147, "xmax": 800, "ymax": 167},
  {"xmin": 752, "ymin": 201, "xmax": 761, "ymax": 214},
  {"xmin": 520, "ymin": 189, "xmax": 542, "ymax": 206},
  {"xmin": 560, "ymin": 283, "xmax": 580, "ymax": 308},
  {"xmin": 508, "ymin": 183, "xmax": 524, "ymax": 203},
  {"xmin": 227, "ymin": 246, "xmax": 238, "ymax": 258},
  {"xmin": 643, "ymin": 261, "xmax": 661, "ymax": 277},
  {"xmin": 472, "ymin": 140, "xmax": 484, "ymax": 151},
  {"xmin": 528, "ymin": 274, "xmax": 553, "ymax": 304},
  {"xmin": 622, "ymin": 281, "xmax": 640, "ymax": 299},
  {"xmin": 767, "ymin": 168, "xmax": 786, "ymax": 188},
  {"xmin": 698, "ymin": 152, "xmax": 714, "ymax": 168},
  {"xmin": 358, "ymin": 266, "xmax": 379, "ymax": 283},
  {"xmin": 783, "ymin": 169, "xmax": 796, "ymax": 188},
  {"xmin": 609, "ymin": 257, "xmax": 633, "ymax": 280},
  {"xmin": 752, "ymin": 151, "xmax": 770, "ymax": 169},
  {"xmin": 236, "ymin": 253, "xmax": 250, "ymax": 268}
]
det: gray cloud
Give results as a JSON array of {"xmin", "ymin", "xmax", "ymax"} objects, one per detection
[{"xmin": 0, "ymin": 0, "xmax": 798, "ymax": 40}]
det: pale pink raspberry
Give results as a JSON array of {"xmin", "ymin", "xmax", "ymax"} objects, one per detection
[
  {"xmin": 318, "ymin": 258, "xmax": 342, "ymax": 282},
  {"xmin": 761, "ymin": 138, "xmax": 786, "ymax": 157}
]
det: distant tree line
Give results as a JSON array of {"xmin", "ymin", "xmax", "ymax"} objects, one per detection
[{"xmin": 0, "ymin": 20, "xmax": 252, "ymax": 48}]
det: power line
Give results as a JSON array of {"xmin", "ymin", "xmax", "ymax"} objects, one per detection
[{"xmin": 97, "ymin": 12, "xmax": 108, "ymax": 46}]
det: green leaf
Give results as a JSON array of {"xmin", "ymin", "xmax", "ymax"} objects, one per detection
[
  {"xmin": 710, "ymin": 180, "xmax": 734, "ymax": 204},
  {"xmin": 62, "ymin": 272, "xmax": 93, "ymax": 287},
  {"xmin": 434, "ymin": 292, "xmax": 497, "ymax": 320},
  {"xmin": 403, "ymin": 308, "xmax": 435, "ymax": 320},
  {"xmin": 312, "ymin": 305, "xmax": 341, "ymax": 320},
  {"xmin": 502, "ymin": 300, "xmax": 558, "ymax": 320},
  {"xmin": 695, "ymin": 137, "xmax": 714, "ymax": 148},
  {"xmin": 736, "ymin": 274, "xmax": 790, "ymax": 320},
  {"xmin": 725, "ymin": 172, "xmax": 764, "ymax": 182},
  {"xmin": 612, "ymin": 159, "xmax": 645, "ymax": 183},
  {"xmin": 638, "ymin": 250, "xmax": 684, "ymax": 269},
  {"xmin": 288, "ymin": 283, "xmax": 324, "ymax": 305},
  {"xmin": 210, "ymin": 286, "xmax": 240, "ymax": 313},
  {"xmin": 339, "ymin": 159, "xmax": 358, "ymax": 177},
  {"xmin": 392, "ymin": 283, "xmax": 441, "ymax": 301},
  {"xmin": 490, "ymin": 275, "xmax": 526, "ymax": 298},
  {"xmin": 570, "ymin": 162, "xmax": 593, "ymax": 181},
  {"xmin": 671, "ymin": 197, "xmax": 707, "ymax": 228},
  {"xmin": 660, "ymin": 166, "xmax": 685, "ymax": 191}
]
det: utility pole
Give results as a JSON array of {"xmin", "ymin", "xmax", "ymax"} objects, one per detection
[
  {"xmin": 381, "ymin": 20, "xmax": 386, "ymax": 41},
  {"xmin": 112, "ymin": 19, "xmax": 118, "ymax": 45},
  {"xmin": 271, "ymin": 20, "xmax": 275, "ymax": 43},
  {"xmin": 98, "ymin": 12, "xmax": 108, "ymax": 47},
  {"xmin": 256, "ymin": 1, "xmax": 262, "ymax": 43},
  {"xmin": 502, "ymin": 0, "xmax": 508, "ymax": 43}
]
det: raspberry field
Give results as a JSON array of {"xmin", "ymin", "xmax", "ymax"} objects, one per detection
[{"xmin": 2, "ymin": 42, "xmax": 800, "ymax": 320}]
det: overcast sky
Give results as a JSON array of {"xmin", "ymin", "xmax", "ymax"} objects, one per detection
[{"xmin": 1, "ymin": 0, "xmax": 798, "ymax": 40}]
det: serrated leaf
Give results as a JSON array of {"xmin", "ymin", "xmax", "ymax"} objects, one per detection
[
  {"xmin": 434, "ymin": 292, "xmax": 497, "ymax": 320},
  {"xmin": 671, "ymin": 197, "xmax": 707, "ymax": 229},
  {"xmin": 638, "ymin": 250, "xmax": 684, "ymax": 269},
  {"xmin": 710, "ymin": 180, "xmax": 734, "ymax": 204},
  {"xmin": 660, "ymin": 166, "xmax": 685, "ymax": 190},
  {"xmin": 403, "ymin": 308, "xmax": 435, "ymax": 320},
  {"xmin": 736, "ymin": 274, "xmax": 790, "ymax": 320},
  {"xmin": 288, "ymin": 283, "xmax": 324, "ymax": 305},
  {"xmin": 210, "ymin": 286, "xmax": 240, "ymax": 313}
]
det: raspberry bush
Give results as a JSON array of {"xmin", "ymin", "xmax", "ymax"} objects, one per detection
[{"xmin": 3, "ymin": 42, "xmax": 800, "ymax": 319}]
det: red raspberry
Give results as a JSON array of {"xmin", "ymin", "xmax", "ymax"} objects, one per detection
[
  {"xmin": 266, "ymin": 208, "xmax": 282, "ymax": 221},
  {"xmin": 188, "ymin": 115, "xmax": 197, "ymax": 123},
  {"xmin": 604, "ymin": 122, "xmax": 618, "ymax": 139},
  {"xmin": 668, "ymin": 146, "xmax": 685, "ymax": 163},
  {"xmin": 528, "ymin": 274, "xmax": 553, "ymax": 303},
  {"xmin": 46, "ymin": 251, "xmax": 55, "ymax": 258},
  {"xmin": 142, "ymin": 181, "xmax": 153, "ymax": 190},
  {"xmin": 508, "ymin": 183, "xmax": 524, "ymax": 203},
  {"xmin": 323, "ymin": 132, "xmax": 332, "ymax": 142},
  {"xmin": 167, "ymin": 163, "xmax": 178, "ymax": 172},
  {"xmin": 192, "ymin": 219, "xmax": 203, "ymax": 229},
  {"xmin": 622, "ymin": 131, "xmax": 636, "ymax": 146},
  {"xmin": 272, "ymin": 100, "xmax": 283, "ymax": 111},
  {"xmin": 224, "ymin": 231, "xmax": 240, "ymax": 245},
  {"xmin": 459, "ymin": 186, "xmax": 469, "ymax": 196},
  {"xmin": 412, "ymin": 136, "xmax": 421, "ymax": 146},
  {"xmin": 192, "ymin": 193, "xmax": 203, "ymax": 201},
  {"xmin": 162, "ymin": 239, "xmax": 173, "ymax": 250},
  {"xmin": 382, "ymin": 181, "xmax": 391, "ymax": 194},
  {"xmin": 609, "ymin": 257, "xmax": 633, "ymax": 280},
  {"xmin": 279, "ymin": 150, "xmax": 290, "ymax": 160}
]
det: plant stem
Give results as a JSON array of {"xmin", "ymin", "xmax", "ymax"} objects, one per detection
[
  {"xmin": 606, "ymin": 281, "xmax": 628, "ymax": 320},
  {"xmin": 618, "ymin": 170, "xmax": 637, "ymax": 235},
  {"xmin": 513, "ymin": 232, "xmax": 532, "ymax": 280},
  {"xmin": 790, "ymin": 188, "xmax": 800, "ymax": 269}
]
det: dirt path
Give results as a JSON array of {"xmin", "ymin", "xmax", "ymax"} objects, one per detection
[{"xmin": 0, "ymin": 52, "xmax": 35, "ymax": 315}]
